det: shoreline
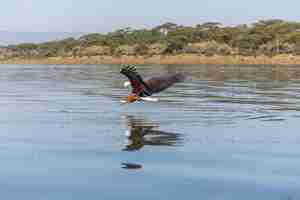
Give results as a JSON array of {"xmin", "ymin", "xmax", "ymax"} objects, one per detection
[{"xmin": 1, "ymin": 54, "xmax": 300, "ymax": 65}]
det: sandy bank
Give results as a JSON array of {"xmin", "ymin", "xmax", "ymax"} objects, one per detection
[{"xmin": 1, "ymin": 54, "xmax": 300, "ymax": 65}]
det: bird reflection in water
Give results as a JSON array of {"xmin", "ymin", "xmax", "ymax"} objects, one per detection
[
  {"xmin": 121, "ymin": 163, "xmax": 143, "ymax": 170},
  {"xmin": 122, "ymin": 115, "xmax": 183, "ymax": 151}
]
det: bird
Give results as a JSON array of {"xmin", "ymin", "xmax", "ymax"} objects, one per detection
[{"xmin": 120, "ymin": 65, "xmax": 185, "ymax": 103}]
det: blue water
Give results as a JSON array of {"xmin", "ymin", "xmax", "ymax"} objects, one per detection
[{"xmin": 0, "ymin": 64, "xmax": 299, "ymax": 200}]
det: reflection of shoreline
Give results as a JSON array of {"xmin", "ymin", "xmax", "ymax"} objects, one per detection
[
  {"xmin": 4, "ymin": 54, "xmax": 300, "ymax": 65},
  {"xmin": 122, "ymin": 115, "xmax": 183, "ymax": 151}
]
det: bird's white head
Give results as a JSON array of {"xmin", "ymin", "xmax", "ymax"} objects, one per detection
[{"xmin": 124, "ymin": 81, "xmax": 131, "ymax": 88}]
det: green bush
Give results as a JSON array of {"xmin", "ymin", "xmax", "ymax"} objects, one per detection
[{"xmin": 4, "ymin": 19, "xmax": 300, "ymax": 58}]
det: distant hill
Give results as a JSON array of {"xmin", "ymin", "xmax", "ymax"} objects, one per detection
[{"xmin": 0, "ymin": 31, "xmax": 84, "ymax": 46}]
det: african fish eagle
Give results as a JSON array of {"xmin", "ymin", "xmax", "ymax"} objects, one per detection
[{"xmin": 120, "ymin": 65, "xmax": 185, "ymax": 103}]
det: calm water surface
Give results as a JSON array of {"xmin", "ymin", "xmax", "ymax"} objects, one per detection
[{"xmin": 0, "ymin": 64, "xmax": 300, "ymax": 199}]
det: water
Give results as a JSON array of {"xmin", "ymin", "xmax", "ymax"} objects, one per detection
[{"xmin": 0, "ymin": 64, "xmax": 300, "ymax": 200}]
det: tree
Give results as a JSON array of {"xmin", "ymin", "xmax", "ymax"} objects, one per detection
[
  {"xmin": 201, "ymin": 22, "xmax": 222, "ymax": 29},
  {"xmin": 79, "ymin": 33, "xmax": 106, "ymax": 46}
]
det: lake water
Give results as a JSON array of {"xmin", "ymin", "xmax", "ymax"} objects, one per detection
[{"xmin": 0, "ymin": 64, "xmax": 300, "ymax": 200}]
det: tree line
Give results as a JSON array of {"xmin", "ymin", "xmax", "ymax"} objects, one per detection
[{"xmin": 2, "ymin": 19, "xmax": 300, "ymax": 59}]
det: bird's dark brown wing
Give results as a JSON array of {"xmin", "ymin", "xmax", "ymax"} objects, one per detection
[
  {"xmin": 145, "ymin": 73, "xmax": 185, "ymax": 93},
  {"xmin": 120, "ymin": 65, "xmax": 152, "ymax": 96}
]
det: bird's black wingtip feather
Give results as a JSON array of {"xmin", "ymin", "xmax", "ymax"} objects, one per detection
[{"xmin": 120, "ymin": 65, "xmax": 137, "ymax": 74}]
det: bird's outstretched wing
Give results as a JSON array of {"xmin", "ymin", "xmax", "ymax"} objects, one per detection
[
  {"xmin": 145, "ymin": 73, "xmax": 186, "ymax": 93},
  {"xmin": 120, "ymin": 65, "xmax": 152, "ymax": 96}
]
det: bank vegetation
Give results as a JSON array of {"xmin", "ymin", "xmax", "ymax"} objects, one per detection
[{"xmin": 2, "ymin": 19, "xmax": 300, "ymax": 65}]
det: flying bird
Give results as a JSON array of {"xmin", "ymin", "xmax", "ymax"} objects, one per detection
[{"xmin": 120, "ymin": 65, "xmax": 185, "ymax": 103}]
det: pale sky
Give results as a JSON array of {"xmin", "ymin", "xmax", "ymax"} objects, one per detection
[{"xmin": 1, "ymin": 0, "xmax": 300, "ymax": 33}]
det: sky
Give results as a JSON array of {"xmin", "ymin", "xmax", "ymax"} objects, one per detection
[{"xmin": 1, "ymin": 0, "xmax": 300, "ymax": 33}]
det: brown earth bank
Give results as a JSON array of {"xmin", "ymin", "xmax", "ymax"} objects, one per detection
[{"xmin": 1, "ymin": 54, "xmax": 300, "ymax": 65}]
